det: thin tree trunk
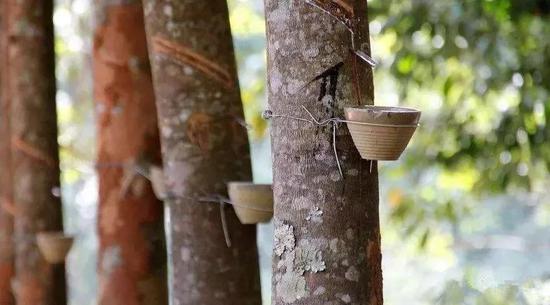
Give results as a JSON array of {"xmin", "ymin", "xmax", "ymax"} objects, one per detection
[
  {"xmin": 5, "ymin": 1, "xmax": 67, "ymax": 305},
  {"xmin": 0, "ymin": 3, "xmax": 15, "ymax": 304},
  {"xmin": 142, "ymin": 1, "xmax": 262, "ymax": 305},
  {"xmin": 264, "ymin": 1, "xmax": 383, "ymax": 304},
  {"xmin": 93, "ymin": 2, "xmax": 167, "ymax": 305}
]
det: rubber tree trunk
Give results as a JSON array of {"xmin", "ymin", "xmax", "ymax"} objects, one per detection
[
  {"xmin": 0, "ymin": 116, "xmax": 15, "ymax": 305},
  {"xmin": 5, "ymin": 1, "xmax": 67, "ymax": 305},
  {"xmin": 142, "ymin": 1, "xmax": 262, "ymax": 305},
  {"xmin": 0, "ymin": 3, "xmax": 15, "ymax": 304},
  {"xmin": 264, "ymin": 1, "xmax": 383, "ymax": 304},
  {"xmin": 0, "ymin": 91, "xmax": 15, "ymax": 305},
  {"xmin": 93, "ymin": 2, "xmax": 167, "ymax": 305}
]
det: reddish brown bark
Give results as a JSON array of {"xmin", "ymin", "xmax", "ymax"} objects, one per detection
[
  {"xmin": 93, "ymin": 2, "xmax": 167, "ymax": 305},
  {"xmin": 142, "ymin": 1, "xmax": 261, "ymax": 305},
  {"xmin": 0, "ymin": 3, "xmax": 15, "ymax": 304},
  {"xmin": 5, "ymin": 1, "xmax": 66, "ymax": 305}
]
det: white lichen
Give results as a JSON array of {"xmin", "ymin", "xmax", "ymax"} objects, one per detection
[
  {"xmin": 274, "ymin": 237, "xmax": 329, "ymax": 303},
  {"xmin": 276, "ymin": 272, "xmax": 308, "ymax": 304},
  {"xmin": 309, "ymin": 253, "xmax": 327, "ymax": 273},
  {"xmin": 313, "ymin": 286, "xmax": 326, "ymax": 296},
  {"xmin": 274, "ymin": 221, "xmax": 295, "ymax": 257},
  {"xmin": 294, "ymin": 244, "xmax": 326, "ymax": 274},
  {"xmin": 305, "ymin": 206, "xmax": 323, "ymax": 223},
  {"xmin": 340, "ymin": 294, "xmax": 352, "ymax": 303},
  {"xmin": 294, "ymin": 240, "xmax": 326, "ymax": 275}
]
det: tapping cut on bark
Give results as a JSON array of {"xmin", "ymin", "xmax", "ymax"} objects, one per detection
[
  {"xmin": 152, "ymin": 36, "xmax": 234, "ymax": 90},
  {"xmin": 0, "ymin": 198, "xmax": 18, "ymax": 217},
  {"xmin": 264, "ymin": 0, "xmax": 382, "ymax": 304},
  {"xmin": 11, "ymin": 137, "xmax": 57, "ymax": 168},
  {"xmin": 306, "ymin": 0, "xmax": 356, "ymax": 32},
  {"xmin": 142, "ymin": 1, "xmax": 261, "ymax": 304},
  {"xmin": 331, "ymin": 0, "xmax": 354, "ymax": 15},
  {"xmin": 93, "ymin": 2, "xmax": 167, "ymax": 305},
  {"xmin": 5, "ymin": 0, "xmax": 67, "ymax": 304}
]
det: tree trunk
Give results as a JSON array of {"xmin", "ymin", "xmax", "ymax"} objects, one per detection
[
  {"xmin": 142, "ymin": 1, "xmax": 262, "ymax": 305},
  {"xmin": 0, "ymin": 3, "xmax": 15, "ymax": 304},
  {"xmin": 93, "ymin": 2, "xmax": 167, "ymax": 305},
  {"xmin": 264, "ymin": 1, "xmax": 383, "ymax": 305},
  {"xmin": 5, "ymin": 1, "xmax": 67, "ymax": 305}
]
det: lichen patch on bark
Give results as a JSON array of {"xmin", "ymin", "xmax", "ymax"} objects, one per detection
[
  {"xmin": 275, "ymin": 236, "xmax": 328, "ymax": 304},
  {"xmin": 276, "ymin": 272, "xmax": 308, "ymax": 304},
  {"xmin": 274, "ymin": 221, "xmax": 296, "ymax": 257},
  {"xmin": 305, "ymin": 206, "xmax": 323, "ymax": 223}
]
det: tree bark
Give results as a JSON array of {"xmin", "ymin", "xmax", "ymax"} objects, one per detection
[
  {"xmin": 93, "ymin": 2, "xmax": 167, "ymax": 305},
  {"xmin": 264, "ymin": 1, "xmax": 383, "ymax": 305},
  {"xmin": 0, "ymin": 3, "xmax": 15, "ymax": 304},
  {"xmin": 142, "ymin": 1, "xmax": 262, "ymax": 305},
  {"xmin": 5, "ymin": 1, "xmax": 66, "ymax": 305}
]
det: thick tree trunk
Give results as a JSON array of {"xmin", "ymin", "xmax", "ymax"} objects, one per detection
[
  {"xmin": 142, "ymin": 1, "xmax": 262, "ymax": 305},
  {"xmin": 0, "ymin": 4, "xmax": 15, "ymax": 304},
  {"xmin": 5, "ymin": 1, "xmax": 66, "ymax": 305},
  {"xmin": 264, "ymin": 1, "xmax": 383, "ymax": 305},
  {"xmin": 93, "ymin": 2, "xmax": 167, "ymax": 305}
]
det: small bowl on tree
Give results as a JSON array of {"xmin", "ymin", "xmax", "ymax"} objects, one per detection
[
  {"xmin": 344, "ymin": 105, "xmax": 421, "ymax": 161},
  {"xmin": 36, "ymin": 232, "xmax": 74, "ymax": 264},
  {"xmin": 227, "ymin": 182, "xmax": 274, "ymax": 224}
]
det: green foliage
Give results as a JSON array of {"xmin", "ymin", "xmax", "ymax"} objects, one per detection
[
  {"xmin": 371, "ymin": 0, "xmax": 549, "ymax": 191},
  {"xmin": 368, "ymin": 3, "xmax": 550, "ymax": 302},
  {"xmin": 368, "ymin": 0, "xmax": 550, "ymax": 237}
]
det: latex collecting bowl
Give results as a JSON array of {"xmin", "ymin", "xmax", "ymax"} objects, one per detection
[
  {"xmin": 344, "ymin": 105, "xmax": 421, "ymax": 161},
  {"xmin": 36, "ymin": 232, "xmax": 74, "ymax": 264},
  {"xmin": 227, "ymin": 182, "xmax": 274, "ymax": 224}
]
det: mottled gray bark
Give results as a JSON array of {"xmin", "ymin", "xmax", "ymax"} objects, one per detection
[
  {"xmin": 264, "ymin": 1, "xmax": 383, "ymax": 305},
  {"xmin": 142, "ymin": 1, "xmax": 261, "ymax": 305},
  {"xmin": 5, "ymin": 1, "xmax": 66, "ymax": 305}
]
